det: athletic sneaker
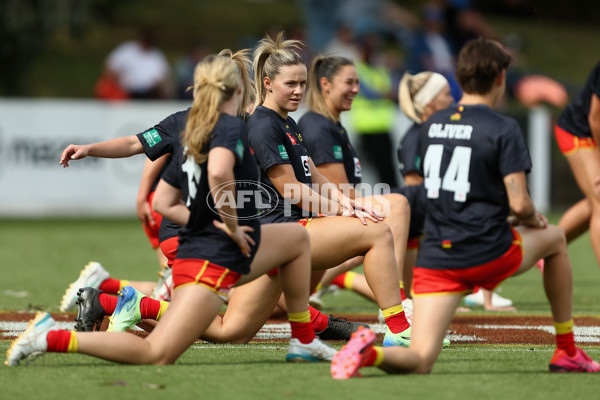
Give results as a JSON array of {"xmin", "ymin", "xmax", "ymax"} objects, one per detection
[
  {"xmin": 549, "ymin": 347, "xmax": 600, "ymax": 373},
  {"xmin": 60, "ymin": 261, "xmax": 110, "ymax": 312},
  {"xmin": 107, "ymin": 286, "xmax": 143, "ymax": 332},
  {"xmin": 286, "ymin": 338, "xmax": 337, "ymax": 362},
  {"xmin": 331, "ymin": 326, "xmax": 377, "ymax": 379},
  {"xmin": 151, "ymin": 265, "xmax": 172, "ymax": 302},
  {"xmin": 402, "ymin": 298, "xmax": 414, "ymax": 323},
  {"xmin": 382, "ymin": 326, "xmax": 450, "ymax": 348},
  {"xmin": 316, "ymin": 315, "xmax": 370, "ymax": 341},
  {"xmin": 74, "ymin": 287, "xmax": 106, "ymax": 332},
  {"xmin": 379, "ymin": 299, "xmax": 414, "ymax": 324},
  {"xmin": 534, "ymin": 259, "xmax": 545, "ymax": 274},
  {"xmin": 5, "ymin": 312, "xmax": 55, "ymax": 366},
  {"xmin": 464, "ymin": 289, "xmax": 513, "ymax": 308},
  {"xmin": 308, "ymin": 285, "xmax": 339, "ymax": 309},
  {"xmin": 382, "ymin": 325, "xmax": 411, "ymax": 347}
]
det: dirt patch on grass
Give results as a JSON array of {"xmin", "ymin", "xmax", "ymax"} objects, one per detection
[{"xmin": 2, "ymin": 313, "xmax": 599, "ymax": 345}]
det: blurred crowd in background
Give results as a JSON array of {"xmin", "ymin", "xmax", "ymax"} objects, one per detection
[{"xmin": 94, "ymin": 0, "xmax": 502, "ymax": 102}]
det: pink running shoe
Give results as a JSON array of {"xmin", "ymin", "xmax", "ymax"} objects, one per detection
[
  {"xmin": 534, "ymin": 259, "xmax": 544, "ymax": 274},
  {"xmin": 549, "ymin": 347, "xmax": 600, "ymax": 372},
  {"xmin": 331, "ymin": 326, "xmax": 376, "ymax": 379}
]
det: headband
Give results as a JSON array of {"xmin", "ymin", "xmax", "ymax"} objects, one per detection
[{"xmin": 413, "ymin": 73, "xmax": 448, "ymax": 108}]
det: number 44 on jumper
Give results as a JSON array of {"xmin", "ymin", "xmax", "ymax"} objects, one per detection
[{"xmin": 424, "ymin": 144, "xmax": 471, "ymax": 202}]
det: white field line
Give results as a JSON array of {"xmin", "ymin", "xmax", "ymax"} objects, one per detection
[{"xmin": 3, "ymin": 321, "xmax": 600, "ymax": 343}]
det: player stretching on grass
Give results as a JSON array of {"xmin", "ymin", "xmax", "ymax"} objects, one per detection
[
  {"xmin": 54, "ymin": 49, "xmax": 364, "ymax": 342},
  {"xmin": 396, "ymin": 70, "xmax": 514, "ymax": 311},
  {"xmin": 297, "ymin": 56, "xmax": 450, "ymax": 345},
  {"xmin": 298, "ymin": 55, "xmax": 411, "ymax": 314},
  {"xmin": 6, "ymin": 53, "xmax": 336, "ymax": 367},
  {"xmin": 330, "ymin": 37, "xmax": 600, "ymax": 378},
  {"xmin": 553, "ymin": 62, "xmax": 600, "ymax": 267},
  {"xmin": 245, "ymin": 33, "xmax": 412, "ymax": 346}
]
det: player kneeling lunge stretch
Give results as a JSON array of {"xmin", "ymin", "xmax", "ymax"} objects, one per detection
[
  {"xmin": 6, "ymin": 53, "xmax": 334, "ymax": 367},
  {"xmin": 246, "ymin": 32, "xmax": 411, "ymax": 347},
  {"xmin": 331, "ymin": 37, "xmax": 599, "ymax": 379}
]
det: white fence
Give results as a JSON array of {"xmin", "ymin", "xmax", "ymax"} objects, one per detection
[{"xmin": 0, "ymin": 100, "xmax": 551, "ymax": 217}]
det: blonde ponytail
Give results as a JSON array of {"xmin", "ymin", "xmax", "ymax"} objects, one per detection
[
  {"xmin": 399, "ymin": 71, "xmax": 449, "ymax": 124},
  {"xmin": 183, "ymin": 54, "xmax": 241, "ymax": 163},
  {"xmin": 252, "ymin": 31, "xmax": 304, "ymax": 112},
  {"xmin": 219, "ymin": 48, "xmax": 254, "ymax": 116}
]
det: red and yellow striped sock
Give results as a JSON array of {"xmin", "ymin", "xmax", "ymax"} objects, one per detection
[
  {"xmin": 140, "ymin": 297, "xmax": 169, "ymax": 320},
  {"xmin": 382, "ymin": 304, "xmax": 410, "ymax": 333},
  {"xmin": 98, "ymin": 279, "xmax": 129, "ymax": 295},
  {"xmin": 309, "ymin": 306, "xmax": 329, "ymax": 333},
  {"xmin": 555, "ymin": 319, "xmax": 576, "ymax": 357},
  {"xmin": 288, "ymin": 310, "xmax": 316, "ymax": 344},
  {"xmin": 362, "ymin": 346, "xmax": 384, "ymax": 367},
  {"xmin": 47, "ymin": 330, "xmax": 78, "ymax": 353},
  {"xmin": 330, "ymin": 271, "xmax": 357, "ymax": 290}
]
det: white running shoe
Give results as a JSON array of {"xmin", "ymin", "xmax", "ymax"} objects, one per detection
[
  {"xmin": 60, "ymin": 262, "xmax": 110, "ymax": 312},
  {"xmin": 464, "ymin": 289, "xmax": 513, "ymax": 307},
  {"xmin": 5, "ymin": 312, "xmax": 56, "ymax": 366},
  {"xmin": 151, "ymin": 265, "xmax": 172, "ymax": 302},
  {"xmin": 286, "ymin": 338, "xmax": 337, "ymax": 362},
  {"xmin": 378, "ymin": 299, "xmax": 413, "ymax": 325},
  {"xmin": 402, "ymin": 298, "xmax": 413, "ymax": 324},
  {"xmin": 308, "ymin": 284, "xmax": 339, "ymax": 310}
]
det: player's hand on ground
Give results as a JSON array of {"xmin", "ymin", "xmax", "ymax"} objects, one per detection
[
  {"xmin": 60, "ymin": 144, "xmax": 91, "ymax": 167},
  {"xmin": 213, "ymin": 220, "xmax": 255, "ymax": 257}
]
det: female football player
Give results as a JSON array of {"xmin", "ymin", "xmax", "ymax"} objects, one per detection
[{"xmin": 330, "ymin": 37, "xmax": 599, "ymax": 378}]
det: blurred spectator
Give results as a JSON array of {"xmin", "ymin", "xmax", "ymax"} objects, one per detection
[
  {"xmin": 348, "ymin": 32, "xmax": 399, "ymax": 187},
  {"xmin": 324, "ymin": 24, "xmax": 360, "ymax": 61},
  {"xmin": 173, "ymin": 42, "xmax": 209, "ymax": 100},
  {"xmin": 97, "ymin": 29, "xmax": 172, "ymax": 100},
  {"xmin": 298, "ymin": 0, "xmax": 417, "ymax": 55},
  {"xmin": 408, "ymin": 1, "xmax": 462, "ymax": 101},
  {"xmin": 443, "ymin": 0, "xmax": 498, "ymax": 53},
  {"xmin": 297, "ymin": 0, "xmax": 342, "ymax": 52}
]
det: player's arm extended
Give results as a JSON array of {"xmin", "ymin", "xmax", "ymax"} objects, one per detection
[{"xmin": 60, "ymin": 135, "xmax": 144, "ymax": 167}]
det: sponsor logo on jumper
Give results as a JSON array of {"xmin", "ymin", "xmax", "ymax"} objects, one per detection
[
  {"xmin": 333, "ymin": 145, "xmax": 343, "ymax": 160},
  {"xmin": 143, "ymin": 129, "xmax": 162, "ymax": 147},
  {"xmin": 353, "ymin": 157, "xmax": 362, "ymax": 177},
  {"xmin": 301, "ymin": 155, "xmax": 311, "ymax": 176},
  {"xmin": 286, "ymin": 132, "xmax": 297, "ymax": 145},
  {"xmin": 278, "ymin": 145, "xmax": 289, "ymax": 159},
  {"xmin": 235, "ymin": 139, "xmax": 244, "ymax": 161}
]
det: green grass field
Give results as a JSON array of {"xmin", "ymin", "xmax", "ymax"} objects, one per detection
[{"xmin": 2, "ymin": 217, "xmax": 600, "ymax": 399}]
